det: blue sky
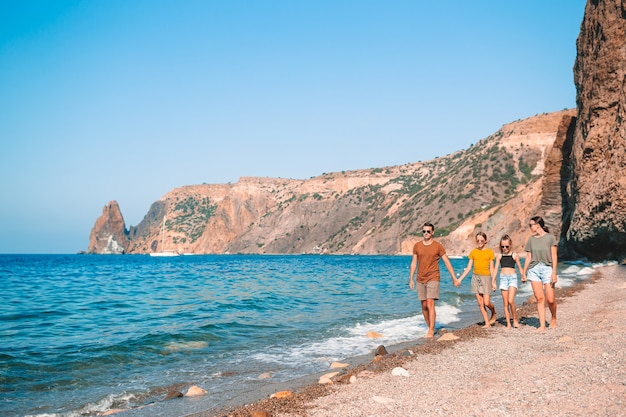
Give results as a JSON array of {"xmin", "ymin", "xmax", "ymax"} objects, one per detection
[{"xmin": 0, "ymin": 1, "xmax": 586, "ymax": 254}]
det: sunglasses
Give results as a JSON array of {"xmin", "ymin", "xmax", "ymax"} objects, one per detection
[
  {"xmin": 422, "ymin": 230, "xmax": 433, "ymax": 234},
  {"xmin": 500, "ymin": 245, "xmax": 510, "ymax": 249}
]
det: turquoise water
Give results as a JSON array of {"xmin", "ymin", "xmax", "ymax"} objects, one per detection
[{"xmin": 0, "ymin": 254, "xmax": 591, "ymax": 417}]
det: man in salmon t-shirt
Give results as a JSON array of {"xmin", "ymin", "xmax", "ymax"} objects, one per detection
[{"xmin": 409, "ymin": 222, "xmax": 458, "ymax": 338}]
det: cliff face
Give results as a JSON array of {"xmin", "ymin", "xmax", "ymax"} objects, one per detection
[
  {"xmin": 88, "ymin": 110, "xmax": 576, "ymax": 256},
  {"xmin": 564, "ymin": 0, "xmax": 626, "ymax": 261},
  {"xmin": 87, "ymin": 201, "xmax": 129, "ymax": 254}
]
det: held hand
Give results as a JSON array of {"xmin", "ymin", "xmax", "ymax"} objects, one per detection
[{"xmin": 453, "ymin": 278, "xmax": 460, "ymax": 288}]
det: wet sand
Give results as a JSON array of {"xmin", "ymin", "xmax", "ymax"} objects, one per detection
[{"xmin": 197, "ymin": 264, "xmax": 626, "ymax": 417}]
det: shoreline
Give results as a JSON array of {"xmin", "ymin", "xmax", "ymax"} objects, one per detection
[{"xmin": 191, "ymin": 263, "xmax": 625, "ymax": 417}]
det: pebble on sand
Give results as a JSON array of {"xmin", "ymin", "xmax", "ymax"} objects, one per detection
[
  {"xmin": 330, "ymin": 361, "xmax": 350, "ymax": 368},
  {"xmin": 270, "ymin": 390, "xmax": 293, "ymax": 399},
  {"xmin": 437, "ymin": 333, "xmax": 460, "ymax": 342}
]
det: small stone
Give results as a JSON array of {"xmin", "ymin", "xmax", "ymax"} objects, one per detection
[
  {"xmin": 349, "ymin": 375, "xmax": 357, "ymax": 384},
  {"xmin": 185, "ymin": 385, "xmax": 207, "ymax": 397},
  {"xmin": 330, "ymin": 361, "xmax": 349, "ymax": 368},
  {"xmin": 101, "ymin": 410, "xmax": 126, "ymax": 416},
  {"xmin": 318, "ymin": 371, "xmax": 340, "ymax": 384},
  {"xmin": 258, "ymin": 372, "xmax": 272, "ymax": 379},
  {"xmin": 374, "ymin": 345, "xmax": 388, "ymax": 356},
  {"xmin": 270, "ymin": 390, "xmax": 293, "ymax": 399},
  {"xmin": 438, "ymin": 333, "xmax": 460, "ymax": 341},
  {"xmin": 318, "ymin": 376, "xmax": 333, "ymax": 384},
  {"xmin": 391, "ymin": 367, "xmax": 410, "ymax": 377},
  {"xmin": 250, "ymin": 411, "xmax": 272, "ymax": 417},
  {"xmin": 367, "ymin": 331, "xmax": 383, "ymax": 339},
  {"xmin": 164, "ymin": 390, "xmax": 184, "ymax": 400},
  {"xmin": 372, "ymin": 395, "xmax": 395, "ymax": 404}
]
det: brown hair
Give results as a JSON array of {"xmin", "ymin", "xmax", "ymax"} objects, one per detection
[{"xmin": 530, "ymin": 216, "xmax": 549, "ymax": 233}]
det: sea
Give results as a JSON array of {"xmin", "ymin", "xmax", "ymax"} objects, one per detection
[{"xmin": 0, "ymin": 254, "xmax": 600, "ymax": 417}]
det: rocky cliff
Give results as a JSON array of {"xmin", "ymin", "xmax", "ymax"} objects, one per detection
[
  {"xmin": 563, "ymin": 0, "xmax": 626, "ymax": 261},
  {"xmin": 87, "ymin": 110, "xmax": 576, "ymax": 256},
  {"xmin": 87, "ymin": 1, "xmax": 626, "ymax": 262}
]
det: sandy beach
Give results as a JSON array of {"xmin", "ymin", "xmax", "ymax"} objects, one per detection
[{"xmin": 207, "ymin": 264, "xmax": 626, "ymax": 417}]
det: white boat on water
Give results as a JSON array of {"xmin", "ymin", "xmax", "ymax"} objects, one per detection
[{"xmin": 150, "ymin": 217, "xmax": 179, "ymax": 257}]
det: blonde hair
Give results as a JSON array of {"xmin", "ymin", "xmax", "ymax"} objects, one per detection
[{"xmin": 499, "ymin": 234, "xmax": 512, "ymax": 252}]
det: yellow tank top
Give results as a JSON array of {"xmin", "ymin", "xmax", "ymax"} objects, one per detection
[{"xmin": 469, "ymin": 248, "xmax": 494, "ymax": 275}]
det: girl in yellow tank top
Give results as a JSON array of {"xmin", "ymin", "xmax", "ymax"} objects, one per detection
[{"xmin": 457, "ymin": 232, "xmax": 497, "ymax": 328}]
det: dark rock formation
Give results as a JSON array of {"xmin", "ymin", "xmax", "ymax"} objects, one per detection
[
  {"xmin": 563, "ymin": 0, "xmax": 626, "ymax": 261},
  {"xmin": 87, "ymin": 201, "xmax": 129, "ymax": 254},
  {"xmin": 539, "ymin": 114, "xmax": 576, "ymax": 247}
]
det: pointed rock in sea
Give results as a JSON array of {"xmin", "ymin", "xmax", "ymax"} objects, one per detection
[
  {"xmin": 185, "ymin": 385, "xmax": 207, "ymax": 397},
  {"xmin": 366, "ymin": 331, "xmax": 383, "ymax": 339}
]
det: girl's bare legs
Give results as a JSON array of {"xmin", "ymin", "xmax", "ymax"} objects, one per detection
[
  {"xmin": 501, "ymin": 289, "xmax": 512, "ymax": 328},
  {"xmin": 475, "ymin": 293, "xmax": 491, "ymax": 328},
  {"xmin": 531, "ymin": 281, "xmax": 547, "ymax": 331},
  {"xmin": 544, "ymin": 283, "xmax": 557, "ymax": 328},
  {"xmin": 483, "ymin": 293, "xmax": 497, "ymax": 324},
  {"xmin": 508, "ymin": 286, "xmax": 519, "ymax": 327}
]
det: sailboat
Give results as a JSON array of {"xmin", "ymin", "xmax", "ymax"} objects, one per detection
[{"xmin": 149, "ymin": 217, "xmax": 179, "ymax": 257}]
